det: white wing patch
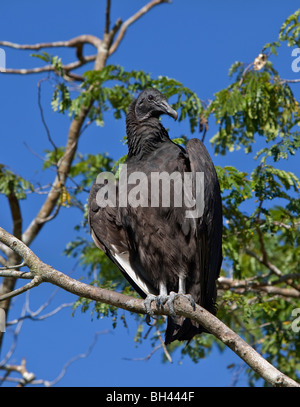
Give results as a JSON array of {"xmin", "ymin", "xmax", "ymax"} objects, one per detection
[
  {"xmin": 91, "ymin": 230, "xmax": 156, "ymax": 297},
  {"xmin": 111, "ymin": 245, "xmax": 156, "ymax": 297}
]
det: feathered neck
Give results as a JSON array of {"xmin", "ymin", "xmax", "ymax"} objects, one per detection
[{"xmin": 126, "ymin": 100, "xmax": 170, "ymax": 159}]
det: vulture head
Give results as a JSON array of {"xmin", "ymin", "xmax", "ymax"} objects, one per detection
[{"xmin": 134, "ymin": 88, "xmax": 178, "ymax": 122}]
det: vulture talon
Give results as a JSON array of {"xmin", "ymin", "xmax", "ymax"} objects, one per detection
[
  {"xmin": 155, "ymin": 294, "xmax": 168, "ymax": 309},
  {"xmin": 166, "ymin": 292, "xmax": 196, "ymax": 318},
  {"xmin": 145, "ymin": 314, "xmax": 153, "ymax": 326},
  {"xmin": 183, "ymin": 294, "xmax": 196, "ymax": 311},
  {"xmin": 144, "ymin": 294, "xmax": 157, "ymax": 317},
  {"xmin": 166, "ymin": 292, "xmax": 177, "ymax": 318}
]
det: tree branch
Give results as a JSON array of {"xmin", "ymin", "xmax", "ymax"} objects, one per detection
[
  {"xmin": 0, "ymin": 35, "xmax": 102, "ymax": 51},
  {"xmin": 109, "ymin": 0, "xmax": 170, "ymax": 56},
  {"xmin": 0, "ymin": 276, "xmax": 42, "ymax": 302},
  {"xmin": 245, "ymin": 249, "xmax": 300, "ymax": 293},
  {"xmin": 218, "ymin": 276, "xmax": 300, "ymax": 299},
  {"xmin": 0, "ymin": 270, "xmax": 34, "ymax": 279},
  {"xmin": 0, "ymin": 358, "xmax": 35, "ymax": 387},
  {"xmin": 104, "ymin": 0, "xmax": 111, "ymax": 35},
  {"xmin": 0, "ymin": 226, "xmax": 298, "ymax": 387},
  {"xmin": 2, "ymin": 55, "xmax": 96, "ymax": 80}
]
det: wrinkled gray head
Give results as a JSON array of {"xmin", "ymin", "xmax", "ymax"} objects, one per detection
[{"xmin": 134, "ymin": 88, "xmax": 178, "ymax": 122}]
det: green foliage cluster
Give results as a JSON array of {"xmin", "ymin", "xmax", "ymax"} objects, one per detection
[
  {"xmin": 0, "ymin": 165, "xmax": 34, "ymax": 199},
  {"xmin": 51, "ymin": 64, "xmax": 203, "ymax": 132}
]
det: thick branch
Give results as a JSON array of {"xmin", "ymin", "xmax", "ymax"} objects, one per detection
[{"xmin": 0, "ymin": 226, "xmax": 299, "ymax": 388}]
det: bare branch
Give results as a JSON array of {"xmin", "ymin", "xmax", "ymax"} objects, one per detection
[
  {"xmin": 0, "ymin": 35, "xmax": 101, "ymax": 79},
  {"xmin": 123, "ymin": 344, "xmax": 162, "ymax": 362},
  {"xmin": 155, "ymin": 324, "xmax": 173, "ymax": 363},
  {"xmin": 0, "ymin": 270, "xmax": 34, "ymax": 279},
  {"xmin": 0, "ymin": 275, "xmax": 42, "ymax": 302},
  {"xmin": 0, "ymin": 35, "xmax": 101, "ymax": 51},
  {"xmin": 37, "ymin": 78, "xmax": 58, "ymax": 153},
  {"xmin": 109, "ymin": 0, "xmax": 170, "ymax": 56},
  {"xmin": 0, "ymin": 255, "xmax": 7, "ymax": 267},
  {"xmin": 0, "ymin": 358, "xmax": 35, "ymax": 387},
  {"xmin": 44, "ymin": 330, "xmax": 109, "ymax": 387},
  {"xmin": 245, "ymin": 248, "xmax": 283, "ymax": 277},
  {"xmin": 0, "ymin": 261, "xmax": 26, "ymax": 270},
  {"xmin": 280, "ymin": 78, "xmax": 300, "ymax": 84},
  {"xmin": 2, "ymin": 54, "xmax": 96, "ymax": 79},
  {"xmin": 35, "ymin": 203, "xmax": 61, "ymax": 225},
  {"xmin": 105, "ymin": 0, "xmax": 111, "ymax": 34}
]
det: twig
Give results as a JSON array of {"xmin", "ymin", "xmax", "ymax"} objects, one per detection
[
  {"xmin": 239, "ymin": 62, "xmax": 254, "ymax": 87},
  {"xmin": 0, "ymin": 270, "xmax": 33, "ymax": 279},
  {"xmin": 155, "ymin": 324, "xmax": 173, "ymax": 363},
  {"xmin": 1, "ymin": 54, "xmax": 96, "ymax": 78},
  {"xmin": 123, "ymin": 345, "xmax": 162, "ymax": 361},
  {"xmin": 36, "ymin": 203, "xmax": 61, "ymax": 225},
  {"xmin": 245, "ymin": 249, "xmax": 283, "ymax": 277},
  {"xmin": 109, "ymin": 0, "xmax": 170, "ymax": 56},
  {"xmin": 37, "ymin": 78, "xmax": 58, "ymax": 155},
  {"xmin": 0, "ymin": 261, "xmax": 26, "ymax": 270},
  {"xmin": 0, "ymin": 358, "xmax": 35, "ymax": 387},
  {"xmin": 280, "ymin": 78, "xmax": 300, "ymax": 84},
  {"xmin": 0, "ymin": 35, "xmax": 101, "ymax": 51},
  {"xmin": 43, "ymin": 330, "xmax": 110, "ymax": 387},
  {"xmin": 0, "ymin": 276, "xmax": 42, "ymax": 302}
]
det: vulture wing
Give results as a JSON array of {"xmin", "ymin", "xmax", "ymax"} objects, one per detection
[
  {"xmin": 88, "ymin": 181, "xmax": 157, "ymax": 299},
  {"xmin": 186, "ymin": 138, "xmax": 222, "ymax": 311},
  {"xmin": 164, "ymin": 138, "xmax": 222, "ymax": 344}
]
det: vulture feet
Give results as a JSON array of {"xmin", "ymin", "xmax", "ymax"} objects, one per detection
[
  {"xmin": 144, "ymin": 293, "xmax": 169, "ymax": 324},
  {"xmin": 144, "ymin": 290, "xmax": 196, "ymax": 324},
  {"xmin": 167, "ymin": 292, "xmax": 196, "ymax": 318}
]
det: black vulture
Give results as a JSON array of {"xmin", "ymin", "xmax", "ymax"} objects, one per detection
[{"xmin": 88, "ymin": 88, "xmax": 222, "ymax": 344}]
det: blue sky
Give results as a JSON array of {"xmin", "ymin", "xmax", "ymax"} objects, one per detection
[{"xmin": 0, "ymin": 0, "xmax": 299, "ymax": 387}]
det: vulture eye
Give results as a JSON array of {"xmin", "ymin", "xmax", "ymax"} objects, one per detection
[{"xmin": 148, "ymin": 94, "xmax": 154, "ymax": 101}]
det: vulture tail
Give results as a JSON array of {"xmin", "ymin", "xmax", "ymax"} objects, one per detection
[{"xmin": 164, "ymin": 316, "xmax": 208, "ymax": 345}]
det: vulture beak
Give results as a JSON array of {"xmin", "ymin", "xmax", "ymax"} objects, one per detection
[{"xmin": 159, "ymin": 100, "xmax": 178, "ymax": 121}]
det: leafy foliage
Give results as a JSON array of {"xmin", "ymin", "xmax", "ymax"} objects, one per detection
[{"xmin": 0, "ymin": 165, "xmax": 34, "ymax": 199}]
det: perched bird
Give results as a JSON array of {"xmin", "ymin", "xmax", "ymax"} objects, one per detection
[{"xmin": 88, "ymin": 88, "xmax": 222, "ymax": 344}]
